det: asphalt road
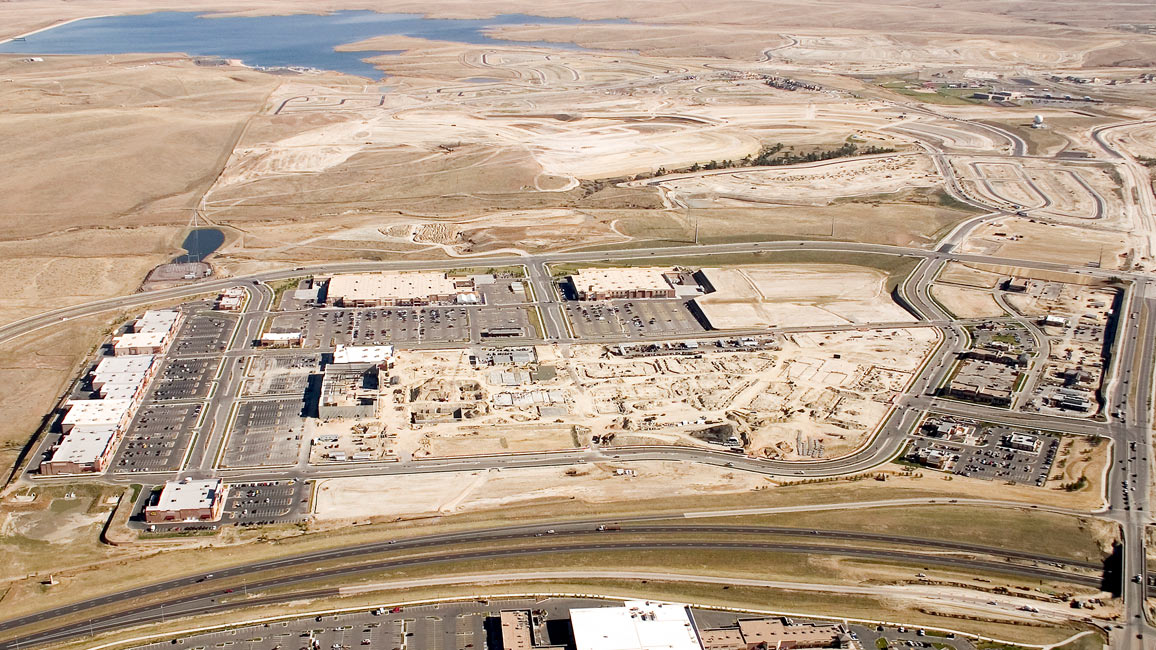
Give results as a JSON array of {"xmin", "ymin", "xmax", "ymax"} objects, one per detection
[{"xmin": 0, "ymin": 527, "xmax": 1104, "ymax": 650}]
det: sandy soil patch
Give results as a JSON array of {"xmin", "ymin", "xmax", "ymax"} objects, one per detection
[
  {"xmin": 930, "ymin": 285, "xmax": 1005, "ymax": 318},
  {"xmin": 694, "ymin": 264, "xmax": 915, "ymax": 329}
]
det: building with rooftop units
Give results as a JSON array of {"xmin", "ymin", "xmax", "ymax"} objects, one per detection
[
  {"xmin": 144, "ymin": 478, "xmax": 228, "ymax": 523},
  {"xmin": 569, "ymin": 267, "xmax": 678, "ymax": 301},
  {"xmin": 326, "ymin": 271, "xmax": 476, "ymax": 307},
  {"xmin": 699, "ymin": 617, "xmax": 844, "ymax": 649},
  {"xmin": 569, "ymin": 600, "xmax": 702, "ymax": 650}
]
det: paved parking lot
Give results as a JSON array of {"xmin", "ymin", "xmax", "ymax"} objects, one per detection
[
  {"xmin": 220, "ymin": 398, "xmax": 307, "ymax": 468},
  {"xmin": 226, "ymin": 479, "xmax": 309, "ymax": 526},
  {"xmin": 111, "ymin": 403, "xmax": 202, "ymax": 473},
  {"xmin": 475, "ymin": 305, "xmax": 537, "ymax": 340},
  {"xmin": 241, "ymin": 354, "xmax": 318, "ymax": 397},
  {"xmin": 565, "ymin": 299, "xmax": 704, "ymax": 340},
  {"xmin": 129, "ymin": 598, "xmax": 975, "ymax": 650},
  {"xmin": 476, "ymin": 277, "xmax": 530, "ymax": 305},
  {"xmin": 171, "ymin": 313, "xmax": 236, "ymax": 356},
  {"xmin": 150, "ymin": 356, "xmax": 219, "ymax": 402},
  {"xmin": 129, "ymin": 597, "xmax": 603, "ymax": 650},
  {"xmin": 277, "ymin": 305, "xmax": 540, "ymax": 348},
  {"xmin": 909, "ymin": 420, "xmax": 1059, "ymax": 486}
]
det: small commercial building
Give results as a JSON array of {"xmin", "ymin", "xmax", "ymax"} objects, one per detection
[
  {"xmin": 326, "ymin": 271, "xmax": 475, "ymax": 307},
  {"xmin": 1003, "ymin": 433, "xmax": 1041, "ymax": 453},
  {"xmin": 569, "ymin": 601, "xmax": 701, "ymax": 650},
  {"xmin": 60, "ymin": 398, "xmax": 135, "ymax": 433},
  {"xmin": 259, "ymin": 332, "xmax": 303, "ymax": 348},
  {"xmin": 700, "ymin": 617, "xmax": 843, "ymax": 650},
  {"xmin": 499, "ymin": 609, "xmax": 567, "ymax": 650},
  {"xmin": 91, "ymin": 354, "xmax": 158, "ymax": 402},
  {"xmin": 569, "ymin": 267, "xmax": 677, "ymax": 301},
  {"xmin": 215, "ymin": 286, "xmax": 246, "ymax": 311},
  {"xmin": 144, "ymin": 478, "xmax": 228, "ymax": 523}
]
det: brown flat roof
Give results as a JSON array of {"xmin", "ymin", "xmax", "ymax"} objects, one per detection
[{"xmin": 500, "ymin": 610, "xmax": 534, "ymax": 650}]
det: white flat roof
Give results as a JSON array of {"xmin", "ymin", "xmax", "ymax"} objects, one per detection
[
  {"xmin": 98, "ymin": 383, "xmax": 142, "ymax": 400},
  {"xmin": 93, "ymin": 354, "xmax": 155, "ymax": 379},
  {"xmin": 570, "ymin": 601, "xmax": 701, "ymax": 650},
  {"xmin": 327, "ymin": 271, "xmax": 460, "ymax": 302},
  {"xmin": 48, "ymin": 427, "xmax": 118, "ymax": 465},
  {"xmin": 570, "ymin": 267, "xmax": 674, "ymax": 294},
  {"xmin": 135, "ymin": 310, "xmax": 181, "ymax": 333},
  {"xmin": 62, "ymin": 399, "xmax": 134, "ymax": 427},
  {"xmin": 261, "ymin": 332, "xmax": 302, "ymax": 341},
  {"xmin": 149, "ymin": 479, "xmax": 224, "ymax": 513},
  {"xmin": 333, "ymin": 344, "xmax": 394, "ymax": 364},
  {"xmin": 115, "ymin": 332, "xmax": 168, "ymax": 349}
]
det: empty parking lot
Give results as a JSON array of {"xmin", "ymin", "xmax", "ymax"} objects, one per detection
[{"xmin": 220, "ymin": 398, "xmax": 307, "ymax": 468}]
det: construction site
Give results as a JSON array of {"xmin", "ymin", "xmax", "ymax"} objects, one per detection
[{"xmin": 362, "ymin": 329, "xmax": 934, "ymax": 462}]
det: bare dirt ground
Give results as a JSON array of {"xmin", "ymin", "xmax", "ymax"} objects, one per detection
[
  {"xmin": 935, "ymin": 262, "xmax": 1004, "ymax": 289},
  {"xmin": 929, "ymin": 285, "xmax": 1006, "ymax": 318},
  {"xmin": 311, "ymin": 441, "xmax": 1109, "ymax": 522},
  {"xmin": 960, "ymin": 217, "xmax": 1139, "ymax": 271},
  {"xmin": 694, "ymin": 264, "xmax": 915, "ymax": 329}
]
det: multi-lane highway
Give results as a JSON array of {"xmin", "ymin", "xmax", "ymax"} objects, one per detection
[{"xmin": 0, "ymin": 519, "xmax": 1107, "ymax": 650}]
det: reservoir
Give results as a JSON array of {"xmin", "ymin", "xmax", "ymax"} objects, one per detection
[
  {"xmin": 174, "ymin": 228, "xmax": 225, "ymax": 264},
  {"xmin": 0, "ymin": 11, "xmax": 618, "ymax": 79}
]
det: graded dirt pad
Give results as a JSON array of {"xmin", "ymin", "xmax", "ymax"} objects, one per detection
[
  {"xmin": 418, "ymin": 424, "xmax": 579, "ymax": 457},
  {"xmin": 311, "ymin": 443, "xmax": 1108, "ymax": 523},
  {"xmin": 961, "ymin": 217, "xmax": 1138, "ymax": 271},
  {"xmin": 655, "ymin": 154, "xmax": 939, "ymax": 207},
  {"xmin": 929, "ymin": 285, "xmax": 1005, "ymax": 318},
  {"xmin": 313, "ymin": 462, "xmax": 771, "ymax": 519},
  {"xmin": 1114, "ymin": 122, "xmax": 1156, "ymax": 160},
  {"xmin": 693, "ymin": 264, "xmax": 915, "ymax": 329}
]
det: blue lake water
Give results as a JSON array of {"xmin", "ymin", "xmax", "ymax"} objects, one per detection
[
  {"xmin": 0, "ymin": 11, "xmax": 621, "ymax": 79},
  {"xmin": 173, "ymin": 228, "xmax": 225, "ymax": 263}
]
